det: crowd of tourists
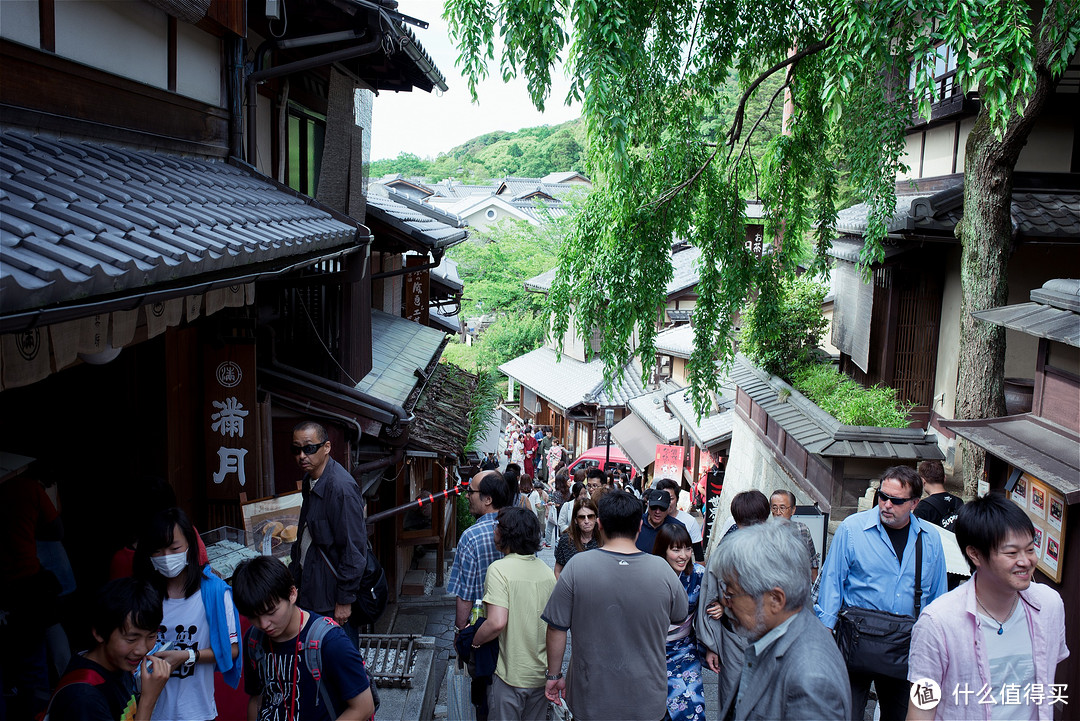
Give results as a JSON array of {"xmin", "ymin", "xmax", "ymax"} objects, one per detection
[
  {"xmin": 449, "ymin": 457, "xmax": 1068, "ymax": 721},
  {"xmin": 3, "ymin": 414, "xmax": 1069, "ymax": 721}
]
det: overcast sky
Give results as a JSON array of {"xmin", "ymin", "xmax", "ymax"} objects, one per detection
[{"xmin": 369, "ymin": 1, "xmax": 581, "ymax": 161}]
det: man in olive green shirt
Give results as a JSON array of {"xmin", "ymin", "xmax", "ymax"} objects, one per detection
[{"xmin": 470, "ymin": 507, "xmax": 556, "ymax": 720}]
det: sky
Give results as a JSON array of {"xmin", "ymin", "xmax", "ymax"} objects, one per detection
[{"xmin": 369, "ymin": 1, "xmax": 581, "ymax": 161}]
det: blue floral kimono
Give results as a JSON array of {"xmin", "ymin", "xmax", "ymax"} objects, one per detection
[{"xmin": 666, "ymin": 562, "xmax": 707, "ymax": 721}]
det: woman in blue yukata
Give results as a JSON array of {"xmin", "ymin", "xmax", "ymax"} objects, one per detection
[{"xmin": 652, "ymin": 522, "xmax": 707, "ymax": 721}]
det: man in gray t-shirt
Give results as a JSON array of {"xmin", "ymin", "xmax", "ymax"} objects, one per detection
[{"xmin": 542, "ymin": 491, "xmax": 688, "ymax": 721}]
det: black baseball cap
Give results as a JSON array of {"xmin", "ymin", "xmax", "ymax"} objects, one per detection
[{"xmin": 646, "ymin": 489, "xmax": 671, "ymax": 509}]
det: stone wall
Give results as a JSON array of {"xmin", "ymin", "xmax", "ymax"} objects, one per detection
[{"xmin": 707, "ymin": 413, "xmax": 815, "ymax": 553}]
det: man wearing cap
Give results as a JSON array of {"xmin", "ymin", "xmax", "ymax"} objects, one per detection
[{"xmin": 635, "ymin": 487, "xmax": 683, "ymax": 553}]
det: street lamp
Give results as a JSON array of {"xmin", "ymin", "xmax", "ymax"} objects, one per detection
[{"xmin": 604, "ymin": 408, "xmax": 614, "ymax": 468}]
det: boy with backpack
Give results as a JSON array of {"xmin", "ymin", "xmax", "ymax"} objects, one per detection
[
  {"xmin": 232, "ymin": 555, "xmax": 374, "ymax": 721},
  {"xmin": 44, "ymin": 577, "xmax": 173, "ymax": 720}
]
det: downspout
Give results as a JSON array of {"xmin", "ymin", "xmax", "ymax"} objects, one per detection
[
  {"xmin": 245, "ymin": 35, "xmax": 383, "ymax": 166},
  {"xmin": 226, "ymin": 34, "xmax": 245, "ymax": 159}
]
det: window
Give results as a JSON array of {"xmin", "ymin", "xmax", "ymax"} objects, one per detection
[
  {"xmin": 909, "ymin": 44, "xmax": 960, "ymax": 105},
  {"xmin": 485, "ymin": 208, "xmax": 497, "ymax": 220},
  {"xmin": 286, "ymin": 103, "xmax": 326, "ymax": 197}
]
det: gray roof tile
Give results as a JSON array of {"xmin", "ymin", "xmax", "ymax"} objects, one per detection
[
  {"xmin": 498, "ymin": 346, "xmax": 645, "ymax": 410},
  {"xmin": 1, "ymin": 131, "xmax": 361, "ymax": 315},
  {"xmin": 354, "ymin": 310, "xmax": 447, "ymax": 407}
]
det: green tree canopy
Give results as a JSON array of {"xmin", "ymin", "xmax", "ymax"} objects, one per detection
[{"xmin": 445, "ymin": 0, "xmax": 1079, "ymax": 489}]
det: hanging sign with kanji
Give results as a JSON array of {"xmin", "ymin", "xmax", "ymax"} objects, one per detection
[
  {"xmin": 654, "ymin": 444, "xmax": 685, "ymax": 481},
  {"xmin": 204, "ymin": 340, "xmax": 257, "ymax": 499}
]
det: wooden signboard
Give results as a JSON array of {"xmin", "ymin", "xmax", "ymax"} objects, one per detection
[
  {"xmin": 1009, "ymin": 469, "xmax": 1067, "ymax": 583},
  {"xmin": 203, "ymin": 340, "xmax": 257, "ymax": 500},
  {"xmin": 404, "ymin": 255, "xmax": 430, "ymax": 325}
]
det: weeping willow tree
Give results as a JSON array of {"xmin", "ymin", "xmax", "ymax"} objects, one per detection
[{"xmin": 445, "ymin": 0, "xmax": 1079, "ymax": 490}]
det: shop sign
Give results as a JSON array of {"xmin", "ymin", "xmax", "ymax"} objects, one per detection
[{"xmin": 204, "ymin": 341, "xmax": 257, "ymax": 499}]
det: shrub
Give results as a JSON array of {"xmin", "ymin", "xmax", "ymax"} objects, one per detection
[
  {"xmin": 790, "ymin": 364, "xmax": 912, "ymax": 428},
  {"xmin": 739, "ymin": 275, "xmax": 829, "ymax": 378}
]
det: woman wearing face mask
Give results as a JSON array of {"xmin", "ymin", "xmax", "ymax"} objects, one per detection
[
  {"xmin": 134, "ymin": 508, "xmax": 241, "ymax": 721},
  {"xmin": 652, "ymin": 523, "xmax": 707, "ymax": 721}
]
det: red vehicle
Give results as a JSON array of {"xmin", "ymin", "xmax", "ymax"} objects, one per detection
[{"xmin": 567, "ymin": 445, "xmax": 637, "ymax": 480}]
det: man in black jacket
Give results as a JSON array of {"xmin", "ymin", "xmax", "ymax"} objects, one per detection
[{"xmin": 290, "ymin": 421, "xmax": 367, "ymax": 645}]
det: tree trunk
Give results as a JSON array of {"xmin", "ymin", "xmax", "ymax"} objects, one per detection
[{"xmin": 954, "ymin": 43, "xmax": 1057, "ymax": 498}]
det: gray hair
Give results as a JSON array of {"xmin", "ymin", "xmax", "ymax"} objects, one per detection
[{"xmin": 714, "ymin": 518, "xmax": 810, "ymax": 610}]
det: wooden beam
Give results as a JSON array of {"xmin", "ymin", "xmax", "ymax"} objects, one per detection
[{"xmin": 39, "ymin": 0, "xmax": 55, "ymax": 52}]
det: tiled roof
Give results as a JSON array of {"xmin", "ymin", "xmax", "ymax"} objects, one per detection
[
  {"xmin": 525, "ymin": 244, "xmax": 701, "ymax": 296},
  {"xmin": 355, "ymin": 310, "xmax": 447, "ymax": 408},
  {"xmin": 665, "ymin": 385, "xmax": 735, "ymax": 448},
  {"xmin": 834, "ymin": 194, "xmax": 934, "ymax": 236},
  {"xmin": 654, "ymin": 324, "xmax": 695, "ymax": 358},
  {"xmin": 731, "ymin": 354, "xmax": 943, "ymax": 460},
  {"xmin": 946, "ymin": 414, "xmax": 1080, "ymax": 503},
  {"xmin": 627, "ymin": 382, "xmax": 683, "ymax": 442},
  {"xmin": 431, "ymin": 256, "xmax": 463, "ymax": 292},
  {"xmin": 835, "ymin": 184, "xmax": 1080, "ymax": 241},
  {"xmin": 541, "ymin": 171, "xmax": 590, "ymax": 184},
  {"xmin": 498, "ymin": 346, "xmax": 645, "ymax": 411},
  {"xmin": 973, "ymin": 279, "xmax": 1080, "ymax": 347},
  {"xmin": 1, "ymin": 129, "xmax": 360, "ymax": 317},
  {"xmin": 364, "ymin": 191, "xmax": 467, "ymax": 250}
]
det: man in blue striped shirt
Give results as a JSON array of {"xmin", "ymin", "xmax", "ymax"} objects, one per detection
[
  {"xmin": 447, "ymin": 469, "xmax": 511, "ymax": 721},
  {"xmin": 815, "ymin": 465, "xmax": 948, "ymax": 721}
]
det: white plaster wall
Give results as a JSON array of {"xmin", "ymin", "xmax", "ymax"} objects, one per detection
[
  {"xmin": 672, "ymin": 357, "xmax": 688, "ymax": 386},
  {"xmin": 1015, "ymin": 116, "xmax": 1075, "ymax": 173},
  {"xmin": 900, "ymin": 133, "xmax": 923, "ymax": 180},
  {"xmin": 1004, "ymin": 244, "xmax": 1080, "ymax": 377},
  {"xmin": 931, "ymin": 247, "xmax": 963, "ymax": 421},
  {"xmin": 249, "ymin": 93, "xmax": 272, "ymax": 177},
  {"xmin": 922, "ymin": 124, "xmax": 956, "ymax": 177},
  {"xmin": 0, "ymin": 0, "xmax": 39, "ymax": 46},
  {"xmin": 954, "ymin": 117, "xmax": 975, "ymax": 171},
  {"xmin": 709, "ymin": 413, "xmax": 813, "ymax": 553},
  {"xmin": 55, "ymin": 1, "xmax": 167, "ymax": 89},
  {"xmin": 176, "ymin": 21, "xmax": 222, "ymax": 106},
  {"xmin": 548, "ymin": 311, "xmax": 589, "ymax": 362}
]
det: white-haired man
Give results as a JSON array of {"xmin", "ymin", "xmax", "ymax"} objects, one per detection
[{"xmin": 714, "ymin": 520, "xmax": 851, "ymax": 720}]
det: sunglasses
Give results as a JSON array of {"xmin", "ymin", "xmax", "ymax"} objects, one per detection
[
  {"xmin": 877, "ymin": 490, "xmax": 914, "ymax": 506},
  {"xmin": 576, "ymin": 513, "xmax": 596, "ymax": 521},
  {"xmin": 290, "ymin": 441, "xmax": 327, "ymax": 456}
]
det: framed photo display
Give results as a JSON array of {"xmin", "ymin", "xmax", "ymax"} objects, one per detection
[{"xmin": 1009, "ymin": 470, "xmax": 1067, "ymax": 583}]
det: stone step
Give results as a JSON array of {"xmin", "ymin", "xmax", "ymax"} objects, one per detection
[{"xmin": 401, "ymin": 569, "xmax": 427, "ymax": 596}]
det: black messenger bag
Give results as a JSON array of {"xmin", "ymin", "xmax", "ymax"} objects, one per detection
[{"xmin": 835, "ymin": 532, "xmax": 923, "ymax": 679}]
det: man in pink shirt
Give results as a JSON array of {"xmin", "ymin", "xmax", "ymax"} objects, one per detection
[{"xmin": 907, "ymin": 493, "xmax": 1068, "ymax": 721}]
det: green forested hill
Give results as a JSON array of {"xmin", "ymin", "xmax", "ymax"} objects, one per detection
[{"xmin": 370, "ymin": 118, "xmax": 587, "ymax": 183}]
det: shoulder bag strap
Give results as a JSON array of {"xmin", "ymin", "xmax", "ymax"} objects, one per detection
[{"xmin": 913, "ymin": 531, "xmax": 923, "ymax": 617}]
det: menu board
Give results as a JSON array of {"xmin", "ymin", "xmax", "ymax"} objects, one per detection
[{"xmin": 1009, "ymin": 470, "xmax": 1067, "ymax": 583}]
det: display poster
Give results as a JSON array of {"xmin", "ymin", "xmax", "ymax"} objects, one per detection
[
  {"xmin": 1010, "ymin": 474, "xmax": 1027, "ymax": 508},
  {"xmin": 654, "ymin": 444, "xmax": 685, "ymax": 481},
  {"xmin": 241, "ymin": 490, "xmax": 304, "ymax": 561},
  {"xmin": 1009, "ymin": 469, "xmax": 1067, "ymax": 583}
]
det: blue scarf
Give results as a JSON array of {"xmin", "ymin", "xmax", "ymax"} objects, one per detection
[{"xmin": 200, "ymin": 566, "xmax": 242, "ymax": 688}]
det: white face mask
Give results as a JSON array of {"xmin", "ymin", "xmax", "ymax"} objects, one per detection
[{"xmin": 151, "ymin": 552, "xmax": 188, "ymax": 578}]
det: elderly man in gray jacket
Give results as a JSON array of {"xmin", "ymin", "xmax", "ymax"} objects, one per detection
[{"xmin": 700, "ymin": 519, "xmax": 851, "ymax": 721}]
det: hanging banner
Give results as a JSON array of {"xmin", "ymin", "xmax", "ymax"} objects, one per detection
[
  {"xmin": 404, "ymin": 255, "xmax": 430, "ymax": 325},
  {"xmin": 654, "ymin": 444, "xmax": 685, "ymax": 481},
  {"xmin": 203, "ymin": 339, "xmax": 258, "ymax": 500}
]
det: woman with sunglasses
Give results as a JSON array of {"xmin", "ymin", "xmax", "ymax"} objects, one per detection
[
  {"xmin": 554, "ymin": 496, "xmax": 603, "ymax": 579},
  {"xmin": 134, "ymin": 507, "xmax": 241, "ymax": 721},
  {"xmin": 652, "ymin": 522, "xmax": 707, "ymax": 721}
]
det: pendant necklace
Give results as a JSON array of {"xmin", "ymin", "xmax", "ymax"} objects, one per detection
[{"xmin": 975, "ymin": 594, "xmax": 1016, "ymax": 635}]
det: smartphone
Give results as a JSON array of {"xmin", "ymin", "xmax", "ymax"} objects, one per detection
[{"xmin": 140, "ymin": 640, "xmax": 173, "ymax": 675}]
